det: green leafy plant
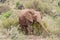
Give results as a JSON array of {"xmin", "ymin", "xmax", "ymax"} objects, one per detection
[
  {"xmin": 0, "ymin": 11, "xmax": 12, "ymax": 20},
  {"xmin": 2, "ymin": 11, "xmax": 12, "ymax": 18},
  {"xmin": 16, "ymin": 1, "xmax": 20, "ymax": 7}
]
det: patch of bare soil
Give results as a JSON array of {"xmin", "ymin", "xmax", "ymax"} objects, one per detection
[{"xmin": 26, "ymin": 34, "xmax": 60, "ymax": 40}]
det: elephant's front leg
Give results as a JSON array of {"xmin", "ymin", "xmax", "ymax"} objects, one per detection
[{"xmin": 26, "ymin": 24, "xmax": 31, "ymax": 35}]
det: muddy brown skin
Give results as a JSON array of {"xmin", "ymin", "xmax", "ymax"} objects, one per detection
[{"xmin": 19, "ymin": 9, "xmax": 49, "ymax": 35}]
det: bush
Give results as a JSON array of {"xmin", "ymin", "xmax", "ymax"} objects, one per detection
[
  {"xmin": 2, "ymin": 17, "xmax": 19, "ymax": 29},
  {"xmin": 16, "ymin": 1, "xmax": 20, "ymax": 7},
  {"xmin": 0, "ymin": 10, "xmax": 19, "ymax": 29},
  {"xmin": 2, "ymin": 11, "xmax": 12, "ymax": 18},
  {"xmin": 0, "ymin": 10, "xmax": 12, "ymax": 20},
  {"xmin": 16, "ymin": 1, "xmax": 24, "ymax": 9}
]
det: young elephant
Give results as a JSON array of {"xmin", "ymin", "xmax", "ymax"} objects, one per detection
[{"xmin": 19, "ymin": 9, "xmax": 49, "ymax": 35}]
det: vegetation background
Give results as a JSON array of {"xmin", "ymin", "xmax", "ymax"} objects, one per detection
[{"xmin": 0, "ymin": 0, "xmax": 60, "ymax": 40}]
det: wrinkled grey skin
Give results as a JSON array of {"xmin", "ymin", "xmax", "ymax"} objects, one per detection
[{"xmin": 19, "ymin": 9, "xmax": 49, "ymax": 35}]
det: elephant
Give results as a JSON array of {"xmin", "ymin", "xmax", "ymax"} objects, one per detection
[{"xmin": 19, "ymin": 9, "xmax": 49, "ymax": 35}]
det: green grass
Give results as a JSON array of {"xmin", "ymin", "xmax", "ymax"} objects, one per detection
[
  {"xmin": 16, "ymin": 1, "xmax": 20, "ymax": 7},
  {"xmin": 56, "ymin": 6, "xmax": 60, "ymax": 12},
  {"xmin": 0, "ymin": 10, "xmax": 12, "ymax": 20}
]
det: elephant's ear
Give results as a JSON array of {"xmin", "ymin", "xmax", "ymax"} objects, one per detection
[{"xmin": 24, "ymin": 13, "xmax": 33, "ymax": 22}]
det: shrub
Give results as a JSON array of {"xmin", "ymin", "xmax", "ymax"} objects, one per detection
[
  {"xmin": 2, "ymin": 17, "xmax": 19, "ymax": 29},
  {"xmin": 0, "ymin": 10, "xmax": 19, "ymax": 29},
  {"xmin": 0, "ymin": 10, "xmax": 12, "ymax": 20},
  {"xmin": 2, "ymin": 11, "xmax": 12, "ymax": 18},
  {"xmin": 16, "ymin": 1, "xmax": 20, "ymax": 7},
  {"xmin": 3, "ymin": 18, "xmax": 18, "ymax": 28},
  {"xmin": 16, "ymin": 1, "xmax": 24, "ymax": 9}
]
